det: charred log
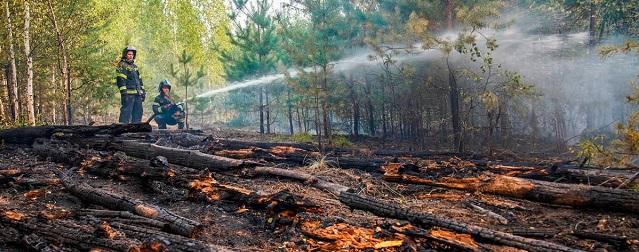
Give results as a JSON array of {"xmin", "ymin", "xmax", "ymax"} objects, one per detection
[
  {"xmin": 252, "ymin": 166, "xmax": 581, "ymax": 252},
  {"xmin": 55, "ymin": 171, "xmax": 201, "ymax": 238},
  {"xmin": 384, "ymin": 165, "xmax": 639, "ymax": 213},
  {"xmin": 74, "ymin": 138, "xmax": 252, "ymax": 171},
  {"xmin": 0, "ymin": 123, "xmax": 151, "ymax": 145}
]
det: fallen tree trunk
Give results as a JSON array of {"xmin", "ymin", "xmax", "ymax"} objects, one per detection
[
  {"xmin": 0, "ymin": 123, "xmax": 151, "ymax": 145},
  {"xmin": 1, "ymin": 216, "xmax": 135, "ymax": 251},
  {"xmin": 35, "ymin": 139, "xmax": 315, "ymax": 221},
  {"xmin": 548, "ymin": 165, "xmax": 639, "ymax": 188},
  {"xmin": 108, "ymin": 222, "xmax": 230, "ymax": 252},
  {"xmin": 383, "ymin": 165, "xmax": 639, "ymax": 213},
  {"xmin": 73, "ymin": 138, "xmax": 253, "ymax": 171},
  {"xmin": 54, "ymin": 170, "xmax": 201, "ymax": 238},
  {"xmin": 252, "ymin": 166, "xmax": 581, "ymax": 252},
  {"xmin": 215, "ymin": 147, "xmax": 385, "ymax": 172}
]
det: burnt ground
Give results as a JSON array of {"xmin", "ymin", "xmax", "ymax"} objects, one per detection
[{"xmin": 0, "ymin": 128, "xmax": 638, "ymax": 252}]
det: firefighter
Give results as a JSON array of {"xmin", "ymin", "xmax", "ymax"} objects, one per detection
[
  {"xmin": 152, "ymin": 80, "xmax": 185, "ymax": 129},
  {"xmin": 116, "ymin": 46, "xmax": 145, "ymax": 123}
]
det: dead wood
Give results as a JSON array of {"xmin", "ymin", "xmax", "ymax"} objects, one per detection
[
  {"xmin": 254, "ymin": 166, "xmax": 350, "ymax": 195},
  {"xmin": 207, "ymin": 137, "xmax": 317, "ymax": 151},
  {"xmin": 252, "ymin": 166, "xmax": 581, "ymax": 252},
  {"xmin": 339, "ymin": 191, "xmax": 581, "ymax": 252},
  {"xmin": 55, "ymin": 170, "xmax": 201, "ymax": 238},
  {"xmin": 548, "ymin": 165, "xmax": 639, "ymax": 188},
  {"xmin": 466, "ymin": 203, "xmax": 508, "ymax": 225},
  {"xmin": 75, "ymin": 138, "xmax": 252, "ymax": 171},
  {"xmin": 571, "ymin": 230, "xmax": 629, "ymax": 247},
  {"xmin": 214, "ymin": 147, "xmax": 385, "ymax": 172},
  {"xmin": 75, "ymin": 209, "xmax": 168, "ymax": 229},
  {"xmin": 617, "ymin": 171, "xmax": 639, "ymax": 189},
  {"xmin": 2, "ymin": 217, "xmax": 135, "ymax": 251},
  {"xmin": 0, "ymin": 123, "xmax": 151, "ymax": 145},
  {"xmin": 384, "ymin": 164, "xmax": 639, "ymax": 213},
  {"xmin": 391, "ymin": 225, "xmax": 482, "ymax": 251},
  {"xmin": 504, "ymin": 228, "xmax": 559, "ymax": 238},
  {"xmin": 22, "ymin": 233, "xmax": 63, "ymax": 252},
  {"xmin": 109, "ymin": 222, "xmax": 232, "ymax": 252}
]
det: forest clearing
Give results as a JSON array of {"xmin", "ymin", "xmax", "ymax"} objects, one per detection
[{"xmin": 1, "ymin": 0, "xmax": 639, "ymax": 251}]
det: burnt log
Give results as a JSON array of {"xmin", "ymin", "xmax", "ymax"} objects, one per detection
[
  {"xmin": 55, "ymin": 171, "xmax": 201, "ymax": 238},
  {"xmin": 548, "ymin": 165, "xmax": 639, "ymax": 188},
  {"xmin": 2, "ymin": 217, "xmax": 135, "ymax": 251},
  {"xmin": 22, "ymin": 233, "xmax": 63, "ymax": 252},
  {"xmin": 384, "ymin": 167, "xmax": 639, "ymax": 213},
  {"xmin": 252, "ymin": 166, "xmax": 581, "ymax": 252},
  {"xmin": 74, "ymin": 138, "xmax": 252, "ymax": 171},
  {"xmin": 0, "ymin": 123, "xmax": 151, "ymax": 145},
  {"xmin": 214, "ymin": 147, "xmax": 385, "ymax": 172},
  {"xmin": 110, "ymin": 222, "xmax": 231, "ymax": 252}
]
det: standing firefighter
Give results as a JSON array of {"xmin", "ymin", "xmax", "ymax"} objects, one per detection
[
  {"xmin": 152, "ymin": 80, "xmax": 185, "ymax": 129},
  {"xmin": 116, "ymin": 46, "xmax": 145, "ymax": 123}
]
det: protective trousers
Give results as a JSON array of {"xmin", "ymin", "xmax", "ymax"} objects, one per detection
[
  {"xmin": 119, "ymin": 94, "xmax": 143, "ymax": 123},
  {"xmin": 154, "ymin": 114, "xmax": 184, "ymax": 129}
]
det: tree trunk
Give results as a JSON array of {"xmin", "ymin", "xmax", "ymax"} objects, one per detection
[
  {"xmin": 321, "ymin": 66, "xmax": 331, "ymax": 145},
  {"xmin": 259, "ymin": 87, "xmax": 265, "ymax": 134},
  {"xmin": 384, "ymin": 167, "xmax": 639, "ymax": 214},
  {"xmin": 4, "ymin": 1, "xmax": 19, "ymax": 122},
  {"xmin": 365, "ymin": 76, "xmax": 375, "ymax": 136},
  {"xmin": 448, "ymin": 58, "xmax": 463, "ymax": 152},
  {"xmin": 254, "ymin": 167, "xmax": 580, "ymax": 252},
  {"xmin": 347, "ymin": 76, "xmax": 360, "ymax": 138},
  {"xmin": 0, "ymin": 123, "xmax": 152, "ymax": 145},
  {"xmin": 266, "ymin": 89, "xmax": 271, "ymax": 134},
  {"xmin": 55, "ymin": 171, "xmax": 202, "ymax": 237},
  {"xmin": 0, "ymin": 67, "xmax": 7, "ymax": 121},
  {"xmin": 445, "ymin": 0, "xmax": 455, "ymax": 30},
  {"xmin": 76, "ymin": 139, "xmax": 251, "ymax": 171},
  {"xmin": 288, "ymin": 89, "xmax": 294, "ymax": 135},
  {"xmin": 47, "ymin": 2, "xmax": 72, "ymax": 125},
  {"xmin": 23, "ymin": 0, "xmax": 35, "ymax": 125},
  {"xmin": 589, "ymin": 0, "xmax": 596, "ymax": 47}
]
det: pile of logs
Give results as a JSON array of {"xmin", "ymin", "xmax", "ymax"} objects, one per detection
[{"xmin": 0, "ymin": 125, "xmax": 637, "ymax": 251}]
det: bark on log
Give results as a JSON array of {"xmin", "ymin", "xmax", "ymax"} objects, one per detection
[
  {"xmin": 571, "ymin": 230, "xmax": 629, "ymax": 247},
  {"xmin": 110, "ymin": 222, "xmax": 231, "ymax": 252},
  {"xmin": 548, "ymin": 165, "xmax": 639, "ymax": 188},
  {"xmin": 206, "ymin": 137, "xmax": 483, "ymax": 159},
  {"xmin": 1, "ymin": 218, "xmax": 135, "ymax": 251},
  {"xmin": 55, "ymin": 171, "xmax": 201, "ymax": 238},
  {"xmin": 384, "ymin": 165, "xmax": 639, "ymax": 213},
  {"xmin": 207, "ymin": 137, "xmax": 317, "ymax": 151},
  {"xmin": 339, "ymin": 192, "xmax": 580, "ymax": 252},
  {"xmin": 74, "ymin": 138, "xmax": 252, "ymax": 171},
  {"xmin": 254, "ymin": 166, "xmax": 349, "ymax": 196},
  {"xmin": 75, "ymin": 209, "xmax": 168, "ymax": 230},
  {"xmin": 0, "ymin": 123, "xmax": 151, "ymax": 145},
  {"xmin": 252, "ymin": 166, "xmax": 581, "ymax": 252},
  {"xmin": 214, "ymin": 147, "xmax": 385, "ymax": 172},
  {"xmin": 22, "ymin": 233, "xmax": 63, "ymax": 252}
]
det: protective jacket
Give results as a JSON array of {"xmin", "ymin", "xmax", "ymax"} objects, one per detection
[
  {"xmin": 152, "ymin": 94, "xmax": 180, "ymax": 115},
  {"xmin": 116, "ymin": 60, "xmax": 145, "ymax": 95}
]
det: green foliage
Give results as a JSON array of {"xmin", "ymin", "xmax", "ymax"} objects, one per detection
[
  {"xmin": 291, "ymin": 132, "xmax": 314, "ymax": 143},
  {"xmin": 332, "ymin": 135, "xmax": 353, "ymax": 148}
]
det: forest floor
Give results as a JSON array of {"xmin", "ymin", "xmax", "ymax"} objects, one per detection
[{"xmin": 0, "ymin": 126, "xmax": 638, "ymax": 251}]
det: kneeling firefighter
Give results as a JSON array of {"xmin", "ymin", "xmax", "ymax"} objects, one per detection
[{"xmin": 152, "ymin": 80, "xmax": 185, "ymax": 129}]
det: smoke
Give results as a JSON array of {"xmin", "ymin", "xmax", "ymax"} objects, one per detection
[
  {"xmin": 486, "ymin": 10, "xmax": 638, "ymax": 139},
  {"xmin": 198, "ymin": 7, "xmax": 638, "ymax": 140}
]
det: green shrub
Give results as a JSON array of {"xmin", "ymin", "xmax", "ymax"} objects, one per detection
[
  {"xmin": 292, "ymin": 133, "xmax": 314, "ymax": 143},
  {"xmin": 332, "ymin": 135, "xmax": 353, "ymax": 148}
]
